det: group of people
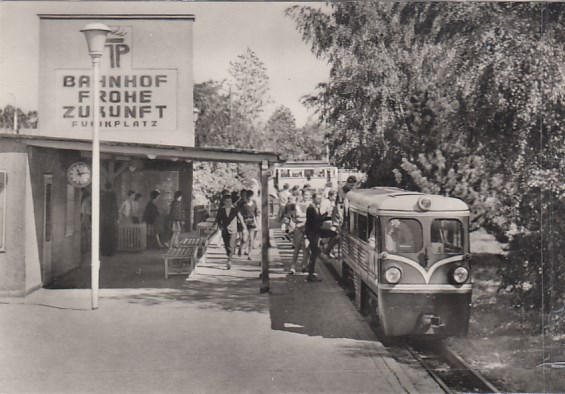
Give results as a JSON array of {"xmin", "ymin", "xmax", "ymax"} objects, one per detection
[
  {"xmin": 215, "ymin": 189, "xmax": 260, "ymax": 270},
  {"xmin": 141, "ymin": 189, "xmax": 186, "ymax": 249},
  {"xmin": 93, "ymin": 183, "xmax": 187, "ymax": 255},
  {"xmin": 277, "ymin": 176, "xmax": 358, "ymax": 282}
]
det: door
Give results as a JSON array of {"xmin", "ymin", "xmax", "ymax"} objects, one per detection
[{"xmin": 42, "ymin": 175, "xmax": 53, "ymax": 284}]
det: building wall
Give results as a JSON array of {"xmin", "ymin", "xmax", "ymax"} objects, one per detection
[
  {"xmin": 28, "ymin": 146, "xmax": 83, "ymax": 287},
  {"xmin": 0, "ymin": 141, "xmax": 28, "ymax": 296}
]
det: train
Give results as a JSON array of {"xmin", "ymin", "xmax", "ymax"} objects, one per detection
[{"xmin": 328, "ymin": 187, "xmax": 472, "ymax": 337}]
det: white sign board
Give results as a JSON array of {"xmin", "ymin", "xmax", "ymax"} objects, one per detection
[{"xmin": 39, "ymin": 15, "xmax": 195, "ymax": 147}]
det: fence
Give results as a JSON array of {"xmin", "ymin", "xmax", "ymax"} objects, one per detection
[{"xmin": 118, "ymin": 223, "xmax": 147, "ymax": 252}]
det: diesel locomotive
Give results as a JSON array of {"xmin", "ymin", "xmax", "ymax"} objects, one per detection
[{"xmin": 329, "ymin": 187, "xmax": 472, "ymax": 337}]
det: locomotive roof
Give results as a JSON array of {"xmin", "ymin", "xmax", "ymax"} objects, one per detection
[{"xmin": 345, "ymin": 187, "xmax": 469, "ymax": 213}]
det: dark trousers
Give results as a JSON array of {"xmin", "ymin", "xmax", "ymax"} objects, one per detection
[
  {"xmin": 307, "ymin": 234, "xmax": 321, "ymax": 276},
  {"xmin": 222, "ymin": 230, "xmax": 237, "ymax": 259},
  {"xmin": 307, "ymin": 228, "xmax": 337, "ymax": 275}
]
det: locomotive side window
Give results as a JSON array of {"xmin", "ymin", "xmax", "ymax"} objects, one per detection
[
  {"xmin": 357, "ymin": 214, "xmax": 368, "ymax": 241},
  {"xmin": 431, "ymin": 219, "xmax": 464, "ymax": 254},
  {"xmin": 368, "ymin": 215, "xmax": 378, "ymax": 247},
  {"xmin": 350, "ymin": 211, "xmax": 357, "ymax": 233},
  {"xmin": 385, "ymin": 218, "xmax": 422, "ymax": 253}
]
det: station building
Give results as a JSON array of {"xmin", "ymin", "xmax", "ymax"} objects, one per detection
[{"xmin": 0, "ymin": 14, "xmax": 279, "ymax": 297}]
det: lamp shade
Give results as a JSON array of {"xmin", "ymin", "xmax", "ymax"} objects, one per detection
[{"xmin": 80, "ymin": 23, "xmax": 112, "ymax": 57}]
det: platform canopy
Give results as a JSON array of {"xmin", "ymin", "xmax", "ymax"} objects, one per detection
[{"xmin": 12, "ymin": 134, "xmax": 281, "ymax": 164}]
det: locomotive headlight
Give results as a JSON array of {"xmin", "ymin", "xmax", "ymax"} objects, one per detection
[
  {"xmin": 385, "ymin": 267, "xmax": 402, "ymax": 284},
  {"xmin": 417, "ymin": 196, "xmax": 432, "ymax": 211},
  {"xmin": 452, "ymin": 266, "xmax": 469, "ymax": 284}
]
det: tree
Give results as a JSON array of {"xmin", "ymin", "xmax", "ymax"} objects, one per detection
[
  {"xmin": 194, "ymin": 81, "xmax": 232, "ymax": 148},
  {"xmin": 229, "ymin": 48, "xmax": 272, "ymax": 127},
  {"xmin": 0, "ymin": 105, "xmax": 38, "ymax": 130},
  {"xmin": 225, "ymin": 48, "xmax": 273, "ymax": 150},
  {"xmin": 265, "ymin": 105, "xmax": 300, "ymax": 159},
  {"xmin": 288, "ymin": 3, "xmax": 565, "ymax": 314}
]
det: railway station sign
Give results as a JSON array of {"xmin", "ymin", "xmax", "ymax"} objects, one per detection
[{"xmin": 38, "ymin": 14, "xmax": 195, "ymax": 147}]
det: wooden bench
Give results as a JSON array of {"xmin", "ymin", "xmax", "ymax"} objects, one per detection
[
  {"xmin": 176, "ymin": 236, "xmax": 209, "ymax": 265},
  {"xmin": 197, "ymin": 222, "xmax": 218, "ymax": 238},
  {"xmin": 163, "ymin": 246, "xmax": 198, "ymax": 279}
]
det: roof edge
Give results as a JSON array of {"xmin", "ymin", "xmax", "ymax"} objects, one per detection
[{"xmin": 38, "ymin": 14, "xmax": 196, "ymax": 20}]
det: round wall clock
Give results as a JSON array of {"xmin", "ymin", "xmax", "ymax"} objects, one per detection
[{"xmin": 67, "ymin": 161, "xmax": 92, "ymax": 188}]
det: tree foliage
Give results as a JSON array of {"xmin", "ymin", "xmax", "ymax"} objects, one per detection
[
  {"xmin": 0, "ymin": 105, "xmax": 38, "ymax": 130},
  {"xmin": 264, "ymin": 106, "xmax": 327, "ymax": 161},
  {"xmin": 287, "ymin": 3, "xmax": 565, "ymax": 311},
  {"xmin": 229, "ymin": 48, "xmax": 272, "ymax": 127}
]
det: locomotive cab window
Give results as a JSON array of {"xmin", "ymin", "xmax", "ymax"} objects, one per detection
[
  {"xmin": 431, "ymin": 219, "xmax": 464, "ymax": 254},
  {"xmin": 385, "ymin": 218, "xmax": 422, "ymax": 253}
]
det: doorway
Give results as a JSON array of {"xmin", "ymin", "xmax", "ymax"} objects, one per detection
[{"xmin": 42, "ymin": 174, "xmax": 53, "ymax": 284}]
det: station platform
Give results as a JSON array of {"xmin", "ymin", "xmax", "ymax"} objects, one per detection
[{"xmin": 0, "ymin": 230, "xmax": 441, "ymax": 393}]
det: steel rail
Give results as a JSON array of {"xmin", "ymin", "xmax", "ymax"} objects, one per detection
[{"xmin": 438, "ymin": 341, "xmax": 501, "ymax": 394}]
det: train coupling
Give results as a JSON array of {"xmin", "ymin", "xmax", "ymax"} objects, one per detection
[{"xmin": 418, "ymin": 313, "xmax": 444, "ymax": 335}]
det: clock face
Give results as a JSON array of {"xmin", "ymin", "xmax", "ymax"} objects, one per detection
[{"xmin": 67, "ymin": 162, "xmax": 92, "ymax": 188}]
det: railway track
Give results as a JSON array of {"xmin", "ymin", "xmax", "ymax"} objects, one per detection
[
  {"xmin": 271, "ymin": 228, "xmax": 500, "ymax": 393},
  {"xmin": 404, "ymin": 338, "xmax": 500, "ymax": 394}
]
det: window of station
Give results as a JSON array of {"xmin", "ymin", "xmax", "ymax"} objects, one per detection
[
  {"xmin": 0, "ymin": 171, "xmax": 6, "ymax": 251},
  {"xmin": 384, "ymin": 218, "xmax": 423, "ymax": 253},
  {"xmin": 431, "ymin": 219, "xmax": 464, "ymax": 254}
]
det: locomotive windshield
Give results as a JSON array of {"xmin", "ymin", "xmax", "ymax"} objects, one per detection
[
  {"xmin": 385, "ymin": 218, "xmax": 423, "ymax": 253},
  {"xmin": 430, "ymin": 219, "xmax": 464, "ymax": 254}
]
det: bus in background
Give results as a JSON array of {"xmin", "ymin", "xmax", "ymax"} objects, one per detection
[
  {"xmin": 273, "ymin": 161, "xmax": 338, "ymax": 192},
  {"xmin": 338, "ymin": 168, "xmax": 367, "ymax": 187}
]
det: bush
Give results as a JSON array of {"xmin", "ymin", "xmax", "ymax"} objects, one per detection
[{"xmin": 497, "ymin": 190, "xmax": 565, "ymax": 330}]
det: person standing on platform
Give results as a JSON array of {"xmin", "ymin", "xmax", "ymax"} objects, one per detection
[
  {"xmin": 304, "ymin": 192, "xmax": 334, "ymax": 282},
  {"xmin": 236, "ymin": 189, "xmax": 247, "ymax": 256},
  {"xmin": 321, "ymin": 189, "xmax": 339, "ymax": 258},
  {"xmin": 131, "ymin": 193, "xmax": 142, "ymax": 224},
  {"xmin": 119, "ymin": 190, "xmax": 136, "ymax": 224},
  {"xmin": 143, "ymin": 190, "xmax": 168, "ymax": 249},
  {"xmin": 216, "ymin": 194, "xmax": 246, "ymax": 270},
  {"xmin": 288, "ymin": 188, "xmax": 312, "ymax": 274},
  {"xmin": 169, "ymin": 191, "xmax": 185, "ymax": 248},
  {"xmin": 278, "ymin": 183, "xmax": 291, "ymax": 222},
  {"xmin": 322, "ymin": 181, "xmax": 334, "ymax": 199},
  {"xmin": 100, "ymin": 182, "xmax": 119, "ymax": 256},
  {"xmin": 240, "ymin": 189, "xmax": 259, "ymax": 260},
  {"xmin": 334, "ymin": 175, "xmax": 358, "ymax": 231}
]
